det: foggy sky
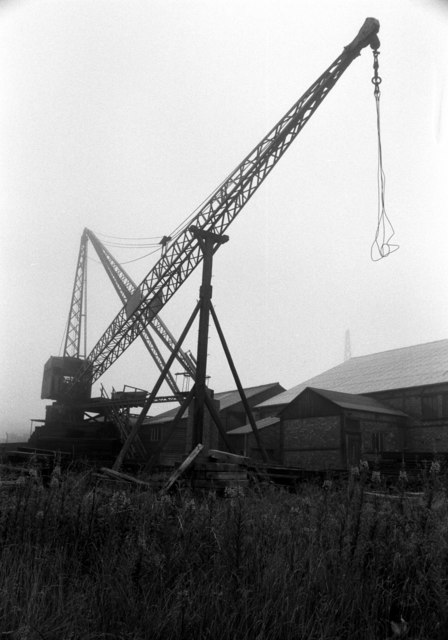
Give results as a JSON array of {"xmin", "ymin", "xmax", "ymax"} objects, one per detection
[{"xmin": 1, "ymin": 0, "xmax": 447, "ymax": 437}]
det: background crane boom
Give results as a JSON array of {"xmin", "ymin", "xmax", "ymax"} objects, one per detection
[
  {"xmin": 63, "ymin": 233, "xmax": 88, "ymax": 358},
  {"xmin": 85, "ymin": 229, "xmax": 196, "ymax": 386}
]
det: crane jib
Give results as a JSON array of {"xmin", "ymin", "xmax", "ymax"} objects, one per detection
[{"xmin": 69, "ymin": 18, "xmax": 380, "ymax": 392}]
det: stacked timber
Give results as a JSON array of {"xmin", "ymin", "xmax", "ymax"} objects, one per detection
[
  {"xmin": 94, "ymin": 448, "xmax": 250, "ymax": 493},
  {"xmin": 95, "ymin": 448, "xmax": 332, "ymax": 493},
  {"xmin": 192, "ymin": 463, "xmax": 248, "ymax": 490},
  {"xmin": 190, "ymin": 450, "xmax": 250, "ymax": 491}
]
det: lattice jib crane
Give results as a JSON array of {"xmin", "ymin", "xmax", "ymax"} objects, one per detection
[
  {"xmin": 84, "ymin": 229, "xmax": 196, "ymax": 387},
  {"xmin": 64, "ymin": 18, "xmax": 380, "ymax": 397},
  {"xmin": 42, "ymin": 228, "xmax": 197, "ymax": 402}
]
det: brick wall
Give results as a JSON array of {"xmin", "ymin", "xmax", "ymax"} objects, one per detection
[
  {"xmin": 284, "ymin": 416, "xmax": 340, "ymax": 448},
  {"xmin": 282, "ymin": 416, "xmax": 343, "ymax": 469},
  {"xmin": 283, "ymin": 449, "xmax": 342, "ymax": 469},
  {"xmin": 243, "ymin": 424, "xmax": 283, "ymax": 463},
  {"xmin": 405, "ymin": 421, "xmax": 448, "ymax": 452},
  {"xmin": 280, "ymin": 414, "xmax": 403, "ymax": 469},
  {"xmin": 359, "ymin": 418, "xmax": 404, "ymax": 454}
]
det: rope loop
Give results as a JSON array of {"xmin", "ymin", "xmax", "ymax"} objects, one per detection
[{"xmin": 370, "ymin": 48, "xmax": 399, "ymax": 261}]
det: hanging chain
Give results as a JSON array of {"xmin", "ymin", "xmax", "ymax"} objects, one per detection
[
  {"xmin": 371, "ymin": 49, "xmax": 382, "ymax": 99},
  {"xmin": 370, "ymin": 49, "xmax": 399, "ymax": 261}
]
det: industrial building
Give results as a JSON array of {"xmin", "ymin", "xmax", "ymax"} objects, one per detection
[
  {"xmin": 140, "ymin": 382, "xmax": 285, "ymax": 467},
  {"xmin": 226, "ymin": 339, "xmax": 448, "ymax": 469}
]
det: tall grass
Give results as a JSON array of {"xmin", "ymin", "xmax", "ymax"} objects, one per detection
[{"xmin": 1, "ymin": 472, "xmax": 448, "ymax": 639}]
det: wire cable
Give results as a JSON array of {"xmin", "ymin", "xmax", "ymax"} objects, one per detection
[
  {"xmin": 95, "ymin": 232, "xmax": 162, "ymax": 241},
  {"xmin": 167, "ymin": 160, "xmax": 244, "ymax": 242},
  {"xmin": 370, "ymin": 50, "xmax": 399, "ymax": 261},
  {"xmin": 120, "ymin": 247, "xmax": 161, "ymax": 264},
  {"xmin": 93, "ymin": 153, "xmax": 239, "ymax": 261},
  {"xmin": 101, "ymin": 241, "xmax": 160, "ymax": 249}
]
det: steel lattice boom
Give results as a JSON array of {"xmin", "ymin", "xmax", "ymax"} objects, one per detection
[
  {"xmin": 68, "ymin": 18, "xmax": 380, "ymax": 393},
  {"xmin": 63, "ymin": 234, "xmax": 88, "ymax": 358}
]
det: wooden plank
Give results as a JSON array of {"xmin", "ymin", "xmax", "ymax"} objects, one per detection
[
  {"xmin": 195, "ymin": 462, "xmax": 241, "ymax": 472},
  {"xmin": 208, "ymin": 449, "xmax": 249, "ymax": 465},
  {"xmin": 364, "ymin": 491, "xmax": 424, "ymax": 503},
  {"xmin": 93, "ymin": 472, "xmax": 157, "ymax": 488},
  {"xmin": 205, "ymin": 472, "xmax": 248, "ymax": 481},
  {"xmin": 161, "ymin": 444, "xmax": 203, "ymax": 494},
  {"xmin": 7, "ymin": 450, "xmax": 52, "ymax": 459},
  {"xmin": 100, "ymin": 467, "xmax": 151, "ymax": 488},
  {"xmin": 0, "ymin": 463, "xmax": 32, "ymax": 475},
  {"xmin": 92, "ymin": 473, "xmax": 125, "ymax": 484},
  {"xmin": 193, "ymin": 479, "xmax": 250, "ymax": 490},
  {"xmin": 17, "ymin": 446, "xmax": 71, "ymax": 456}
]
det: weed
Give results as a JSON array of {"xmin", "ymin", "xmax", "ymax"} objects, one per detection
[{"xmin": 0, "ymin": 474, "xmax": 447, "ymax": 638}]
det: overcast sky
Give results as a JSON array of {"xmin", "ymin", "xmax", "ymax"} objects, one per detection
[{"xmin": 1, "ymin": 0, "xmax": 447, "ymax": 437}]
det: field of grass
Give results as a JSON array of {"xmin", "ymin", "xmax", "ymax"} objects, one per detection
[{"xmin": 1, "ymin": 471, "xmax": 448, "ymax": 639}]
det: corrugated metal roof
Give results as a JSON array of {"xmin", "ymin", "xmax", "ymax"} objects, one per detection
[
  {"xmin": 227, "ymin": 416, "xmax": 280, "ymax": 435},
  {"xmin": 306, "ymin": 387, "xmax": 407, "ymax": 416},
  {"xmin": 258, "ymin": 339, "xmax": 448, "ymax": 409},
  {"xmin": 147, "ymin": 382, "xmax": 283, "ymax": 424}
]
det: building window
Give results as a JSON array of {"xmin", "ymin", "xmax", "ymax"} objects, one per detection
[
  {"xmin": 421, "ymin": 395, "xmax": 439, "ymax": 419},
  {"xmin": 150, "ymin": 426, "xmax": 161, "ymax": 442},
  {"xmin": 371, "ymin": 432, "xmax": 384, "ymax": 454}
]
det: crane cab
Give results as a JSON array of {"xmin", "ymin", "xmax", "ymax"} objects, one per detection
[{"xmin": 41, "ymin": 356, "xmax": 91, "ymax": 402}]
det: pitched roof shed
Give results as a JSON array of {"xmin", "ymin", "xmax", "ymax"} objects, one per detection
[
  {"xmin": 147, "ymin": 382, "xmax": 284, "ymax": 424},
  {"xmin": 258, "ymin": 339, "xmax": 448, "ymax": 409}
]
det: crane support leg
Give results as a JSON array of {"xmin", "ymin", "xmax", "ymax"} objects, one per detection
[
  {"xmin": 111, "ymin": 225, "xmax": 273, "ymax": 471},
  {"xmin": 209, "ymin": 303, "xmax": 269, "ymax": 463},
  {"xmin": 190, "ymin": 226, "xmax": 228, "ymax": 446},
  {"xmin": 112, "ymin": 300, "xmax": 201, "ymax": 470}
]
